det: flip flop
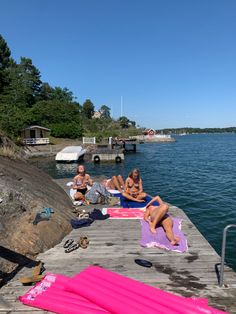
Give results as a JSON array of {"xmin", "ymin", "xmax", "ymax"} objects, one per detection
[
  {"xmin": 63, "ymin": 239, "xmax": 74, "ymax": 248},
  {"xmin": 32, "ymin": 261, "xmax": 44, "ymax": 276},
  {"xmin": 134, "ymin": 259, "xmax": 153, "ymax": 268},
  {"xmin": 65, "ymin": 243, "xmax": 80, "ymax": 253},
  {"xmin": 78, "ymin": 213, "xmax": 89, "ymax": 219},
  {"xmin": 79, "ymin": 235, "xmax": 89, "ymax": 249},
  {"xmin": 19, "ymin": 274, "xmax": 44, "ymax": 285}
]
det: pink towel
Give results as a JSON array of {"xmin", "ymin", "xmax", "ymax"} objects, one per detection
[{"xmin": 102, "ymin": 207, "xmax": 144, "ymax": 219}]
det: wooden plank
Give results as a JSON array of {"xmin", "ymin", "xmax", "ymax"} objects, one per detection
[{"xmin": 1, "ymin": 199, "xmax": 236, "ymax": 313}]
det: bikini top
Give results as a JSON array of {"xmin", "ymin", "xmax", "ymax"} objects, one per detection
[
  {"xmin": 128, "ymin": 178, "xmax": 140, "ymax": 189},
  {"xmin": 75, "ymin": 174, "xmax": 88, "ymax": 188}
]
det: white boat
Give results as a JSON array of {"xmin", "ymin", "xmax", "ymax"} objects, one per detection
[{"xmin": 55, "ymin": 146, "xmax": 86, "ymax": 162}]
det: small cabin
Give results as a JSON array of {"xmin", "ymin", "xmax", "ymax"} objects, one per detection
[
  {"xmin": 21, "ymin": 125, "xmax": 51, "ymax": 145},
  {"xmin": 143, "ymin": 128, "xmax": 156, "ymax": 136}
]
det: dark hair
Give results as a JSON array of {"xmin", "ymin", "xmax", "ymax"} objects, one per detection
[
  {"xmin": 128, "ymin": 168, "xmax": 140, "ymax": 180},
  {"xmin": 77, "ymin": 165, "xmax": 86, "ymax": 174}
]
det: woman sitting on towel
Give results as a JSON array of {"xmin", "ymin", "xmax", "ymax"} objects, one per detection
[
  {"xmin": 73, "ymin": 165, "xmax": 93, "ymax": 201},
  {"xmin": 122, "ymin": 168, "xmax": 147, "ymax": 202},
  {"xmin": 144, "ymin": 195, "xmax": 180, "ymax": 245}
]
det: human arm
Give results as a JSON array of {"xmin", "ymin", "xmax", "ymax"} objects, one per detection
[
  {"xmin": 87, "ymin": 175, "xmax": 93, "ymax": 187},
  {"xmin": 124, "ymin": 178, "xmax": 130, "ymax": 193},
  {"xmin": 72, "ymin": 175, "xmax": 80, "ymax": 190},
  {"xmin": 144, "ymin": 207, "xmax": 150, "ymax": 222},
  {"xmin": 138, "ymin": 178, "xmax": 143, "ymax": 193},
  {"xmin": 146, "ymin": 195, "xmax": 164, "ymax": 208}
]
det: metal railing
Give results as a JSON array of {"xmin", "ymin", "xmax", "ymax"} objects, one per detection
[
  {"xmin": 219, "ymin": 224, "xmax": 236, "ymax": 286},
  {"xmin": 23, "ymin": 138, "xmax": 50, "ymax": 145},
  {"xmin": 83, "ymin": 137, "xmax": 96, "ymax": 144}
]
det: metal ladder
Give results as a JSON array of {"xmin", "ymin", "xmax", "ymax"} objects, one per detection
[{"xmin": 219, "ymin": 224, "xmax": 236, "ymax": 286}]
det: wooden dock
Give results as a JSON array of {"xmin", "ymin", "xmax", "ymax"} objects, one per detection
[{"xmin": 1, "ymin": 202, "xmax": 236, "ymax": 313}]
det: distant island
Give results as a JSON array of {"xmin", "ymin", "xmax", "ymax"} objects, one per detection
[{"xmin": 157, "ymin": 127, "xmax": 236, "ymax": 135}]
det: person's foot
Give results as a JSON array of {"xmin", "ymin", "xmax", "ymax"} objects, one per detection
[
  {"xmin": 137, "ymin": 199, "xmax": 145, "ymax": 203},
  {"xmin": 149, "ymin": 222, "xmax": 156, "ymax": 234},
  {"xmin": 170, "ymin": 236, "xmax": 180, "ymax": 246}
]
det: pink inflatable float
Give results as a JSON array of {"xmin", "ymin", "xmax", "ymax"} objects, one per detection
[{"xmin": 19, "ymin": 266, "xmax": 228, "ymax": 314}]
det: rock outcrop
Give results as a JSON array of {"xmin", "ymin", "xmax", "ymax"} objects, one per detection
[{"xmin": 0, "ymin": 156, "xmax": 74, "ymax": 285}]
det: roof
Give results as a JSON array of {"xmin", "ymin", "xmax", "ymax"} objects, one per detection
[{"xmin": 23, "ymin": 125, "xmax": 51, "ymax": 131}]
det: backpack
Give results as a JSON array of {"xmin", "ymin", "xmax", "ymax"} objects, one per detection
[{"xmin": 85, "ymin": 182, "xmax": 111, "ymax": 204}]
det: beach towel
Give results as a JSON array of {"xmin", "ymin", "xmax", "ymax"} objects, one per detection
[
  {"xmin": 19, "ymin": 266, "xmax": 227, "ymax": 314},
  {"xmin": 120, "ymin": 195, "xmax": 159, "ymax": 208},
  {"xmin": 102, "ymin": 207, "xmax": 145, "ymax": 219},
  {"xmin": 140, "ymin": 218, "xmax": 188, "ymax": 253}
]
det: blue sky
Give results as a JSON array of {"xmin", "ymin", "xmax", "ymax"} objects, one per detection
[{"xmin": 1, "ymin": 0, "xmax": 236, "ymax": 129}]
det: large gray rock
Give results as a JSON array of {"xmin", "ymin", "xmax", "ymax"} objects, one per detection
[{"xmin": 0, "ymin": 156, "xmax": 73, "ymax": 284}]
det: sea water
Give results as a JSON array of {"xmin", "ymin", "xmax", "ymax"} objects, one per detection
[{"xmin": 35, "ymin": 133, "xmax": 236, "ymax": 271}]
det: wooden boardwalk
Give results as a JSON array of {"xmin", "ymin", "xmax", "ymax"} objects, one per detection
[{"xmin": 1, "ymin": 203, "xmax": 236, "ymax": 313}]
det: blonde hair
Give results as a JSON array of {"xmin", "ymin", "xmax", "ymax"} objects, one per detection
[{"xmin": 128, "ymin": 168, "xmax": 140, "ymax": 180}]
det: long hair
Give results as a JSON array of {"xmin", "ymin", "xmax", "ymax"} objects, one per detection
[
  {"xmin": 77, "ymin": 165, "xmax": 86, "ymax": 175},
  {"xmin": 128, "ymin": 168, "xmax": 140, "ymax": 180}
]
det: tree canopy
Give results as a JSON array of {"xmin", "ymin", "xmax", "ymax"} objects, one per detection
[{"xmin": 0, "ymin": 34, "xmax": 140, "ymax": 141}]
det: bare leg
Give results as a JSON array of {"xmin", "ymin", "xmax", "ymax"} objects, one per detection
[
  {"xmin": 161, "ymin": 216, "xmax": 180, "ymax": 245},
  {"xmin": 111, "ymin": 176, "xmax": 123, "ymax": 192},
  {"xmin": 136, "ymin": 192, "xmax": 147, "ymax": 201},
  {"xmin": 74, "ymin": 191, "xmax": 84, "ymax": 201},
  {"xmin": 117, "ymin": 175, "xmax": 125, "ymax": 190},
  {"xmin": 108, "ymin": 179, "xmax": 115, "ymax": 189},
  {"xmin": 122, "ymin": 192, "xmax": 145, "ymax": 202},
  {"xmin": 150, "ymin": 203, "xmax": 169, "ymax": 233}
]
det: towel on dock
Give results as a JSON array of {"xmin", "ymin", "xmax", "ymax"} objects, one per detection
[
  {"xmin": 120, "ymin": 195, "xmax": 159, "ymax": 208},
  {"xmin": 140, "ymin": 218, "xmax": 188, "ymax": 253},
  {"xmin": 102, "ymin": 207, "xmax": 145, "ymax": 219},
  {"xmin": 19, "ymin": 266, "xmax": 228, "ymax": 314}
]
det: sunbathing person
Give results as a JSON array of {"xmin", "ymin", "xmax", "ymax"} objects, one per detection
[
  {"xmin": 144, "ymin": 195, "xmax": 180, "ymax": 245},
  {"xmin": 122, "ymin": 169, "xmax": 147, "ymax": 202},
  {"xmin": 73, "ymin": 165, "xmax": 93, "ymax": 201},
  {"xmin": 103, "ymin": 175, "xmax": 125, "ymax": 193}
]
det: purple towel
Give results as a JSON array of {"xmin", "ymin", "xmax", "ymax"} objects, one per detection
[{"xmin": 140, "ymin": 218, "xmax": 188, "ymax": 253}]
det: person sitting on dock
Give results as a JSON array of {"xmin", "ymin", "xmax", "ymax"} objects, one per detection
[
  {"xmin": 144, "ymin": 195, "xmax": 180, "ymax": 245},
  {"xmin": 102, "ymin": 175, "xmax": 125, "ymax": 193},
  {"xmin": 122, "ymin": 169, "xmax": 147, "ymax": 202},
  {"xmin": 73, "ymin": 165, "xmax": 93, "ymax": 201}
]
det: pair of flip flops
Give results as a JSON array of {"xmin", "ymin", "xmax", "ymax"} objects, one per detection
[
  {"xmin": 19, "ymin": 261, "xmax": 45, "ymax": 285},
  {"xmin": 78, "ymin": 212, "xmax": 89, "ymax": 219},
  {"xmin": 63, "ymin": 235, "xmax": 89, "ymax": 253}
]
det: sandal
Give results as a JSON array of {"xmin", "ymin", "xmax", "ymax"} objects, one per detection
[
  {"xmin": 63, "ymin": 239, "xmax": 74, "ymax": 248},
  {"xmin": 79, "ymin": 235, "xmax": 89, "ymax": 249},
  {"xmin": 32, "ymin": 261, "xmax": 44, "ymax": 276},
  {"xmin": 19, "ymin": 274, "xmax": 44, "ymax": 285},
  {"xmin": 65, "ymin": 243, "xmax": 80, "ymax": 253},
  {"xmin": 78, "ymin": 213, "xmax": 89, "ymax": 219}
]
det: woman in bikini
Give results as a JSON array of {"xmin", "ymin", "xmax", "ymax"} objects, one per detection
[
  {"xmin": 73, "ymin": 165, "xmax": 93, "ymax": 201},
  {"xmin": 122, "ymin": 168, "xmax": 147, "ymax": 202},
  {"xmin": 144, "ymin": 195, "xmax": 180, "ymax": 245}
]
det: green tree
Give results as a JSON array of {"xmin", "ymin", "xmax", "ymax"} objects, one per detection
[
  {"xmin": 100, "ymin": 105, "xmax": 111, "ymax": 119},
  {"xmin": 118, "ymin": 116, "xmax": 129, "ymax": 128},
  {"xmin": 3, "ymin": 57, "xmax": 42, "ymax": 107},
  {"xmin": 50, "ymin": 86, "xmax": 74, "ymax": 103},
  {"xmin": 37, "ymin": 82, "xmax": 54, "ymax": 101},
  {"xmin": 82, "ymin": 99, "xmax": 94, "ymax": 119},
  {"xmin": 0, "ymin": 34, "xmax": 11, "ymax": 92}
]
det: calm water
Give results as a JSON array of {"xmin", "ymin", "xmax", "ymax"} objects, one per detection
[{"xmin": 34, "ymin": 134, "xmax": 236, "ymax": 271}]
